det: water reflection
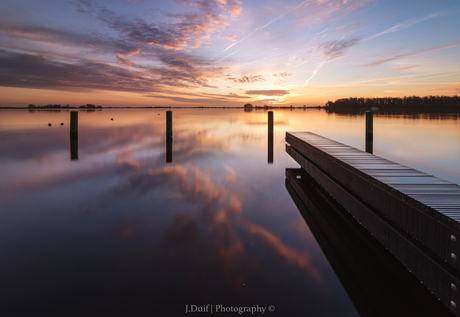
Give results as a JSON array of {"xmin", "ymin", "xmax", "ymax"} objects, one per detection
[
  {"xmin": 166, "ymin": 135, "xmax": 173, "ymax": 163},
  {"xmin": 70, "ymin": 134, "xmax": 78, "ymax": 160},
  {"xmin": 0, "ymin": 108, "xmax": 459, "ymax": 316},
  {"xmin": 327, "ymin": 108, "xmax": 460, "ymax": 120},
  {"xmin": 285, "ymin": 168, "xmax": 453, "ymax": 317}
]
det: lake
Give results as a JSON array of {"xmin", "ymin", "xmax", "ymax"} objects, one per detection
[{"xmin": 0, "ymin": 108, "xmax": 459, "ymax": 316}]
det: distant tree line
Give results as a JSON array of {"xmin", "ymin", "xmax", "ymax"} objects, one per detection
[
  {"xmin": 79, "ymin": 104, "xmax": 102, "ymax": 108},
  {"xmin": 325, "ymin": 96, "xmax": 460, "ymax": 111},
  {"xmin": 243, "ymin": 103, "xmax": 317, "ymax": 112},
  {"xmin": 28, "ymin": 104, "xmax": 71, "ymax": 108},
  {"xmin": 27, "ymin": 103, "xmax": 102, "ymax": 109}
]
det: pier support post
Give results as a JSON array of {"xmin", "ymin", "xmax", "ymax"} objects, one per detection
[
  {"xmin": 166, "ymin": 111, "xmax": 172, "ymax": 163},
  {"xmin": 365, "ymin": 110, "xmax": 373, "ymax": 154},
  {"xmin": 268, "ymin": 111, "xmax": 274, "ymax": 164}
]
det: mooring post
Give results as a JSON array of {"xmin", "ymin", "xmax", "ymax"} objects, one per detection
[
  {"xmin": 70, "ymin": 111, "xmax": 78, "ymax": 136},
  {"xmin": 166, "ymin": 111, "xmax": 172, "ymax": 136},
  {"xmin": 268, "ymin": 111, "xmax": 274, "ymax": 164},
  {"xmin": 70, "ymin": 111, "xmax": 79, "ymax": 160},
  {"xmin": 166, "ymin": 111, "xmax": 172, "ymax": 163},
  {"xmin": 365, "ymin": 110, "xmax": 373, "ymax": 154}
]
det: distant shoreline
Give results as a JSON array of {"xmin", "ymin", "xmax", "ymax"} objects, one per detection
[
  {"xmin": 0, "ymin": 105, "xmax": 325, "ymax": 110},
  {"xmin": 2, "ymin": 95, "xmax": 459, "ymax": 111}
]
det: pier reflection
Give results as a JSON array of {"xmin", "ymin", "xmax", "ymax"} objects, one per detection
[{"xmin": 285, "ymin": 168, "xmax": 453, "ymax": 317}]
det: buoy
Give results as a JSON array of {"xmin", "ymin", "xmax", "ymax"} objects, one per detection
[
  {"xmin": 111, "ymin": 118, "xmax": 113, "ymax": 120},
  {"xmin": 48, "ymin": 123, "xmax": 51, "ymax": 126},
  {"xmin": 60, "ymin": 123, "xmax": 64, "ymax": 126}
]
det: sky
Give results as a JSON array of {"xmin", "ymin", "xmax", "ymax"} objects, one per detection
[{"xmin": 0, "ymin": 0, "xmax": 459, "ymax": 107}]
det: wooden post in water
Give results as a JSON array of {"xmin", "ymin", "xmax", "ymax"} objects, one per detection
[
  {"xmin": 365, "ymin": 110, "xmax": 373, "ymax": 154},
  {"xmin": 166, "ymin": 111, "xmax": 172, "ymax": 163},
  {"xmin": 70, "ymin": 111, "xmax": 78, "ymax": 136},
  {"xmin": 70, "ymin": 111, "xmax": 78, "ymax": 160},
  {"xmin": 166, "ymin": 111, "xmax": 173, "ymax": 136},
  {"xmin": 268, "ymin": 111, "xmax": 274, "ymax": 164}
]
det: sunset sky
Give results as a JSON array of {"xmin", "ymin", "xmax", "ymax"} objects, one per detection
[{"xmin": 1, "ymin": 0, "xmax": 459, "ymax": 107}]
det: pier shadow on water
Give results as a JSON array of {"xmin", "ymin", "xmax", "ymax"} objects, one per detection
[{"xmin": 285, "ymin": 168, "xmax": 453, "ymax": 317}]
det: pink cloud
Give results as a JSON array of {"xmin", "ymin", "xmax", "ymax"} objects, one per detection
[{"xmin": 245, "ymin": 89, "xmax": 289, "ymax": 96}]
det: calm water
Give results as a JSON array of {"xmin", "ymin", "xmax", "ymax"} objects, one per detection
[{"xmin": 0, "ymin": 108, "xmax": 459, "ymax": 316}]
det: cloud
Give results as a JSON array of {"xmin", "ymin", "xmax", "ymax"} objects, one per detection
[
  {"xmin": 254, "ymin": 98, "xmax": 278, "ymax": 102},
  {"xmin": 0, "ymin": 21, "xmax": 142, "ymax": 57},
  {"xmin": 0, "ymin": 49, "xmax": 217, "ymax": 92},
  {"xmin": 273, "ymin": 72, "xmax": 292, "ymax": 78},
  {"xmin": 73, "ymin": 1, "xmax": 186, "ymax": 50},
  {"xmin": 299, "ymin": 37, "xmax": 361, "ymax": 90},
  {"xmin": 72, "ymin": 0, "xmax": 239, "ymax": 50},
  {"xmin": 319, "ymin": 38, "xmax": 361, "ymax": 61},
  {"xmin": 0, "ymin": 24, "xmax": 232, "ymax": 93},
  {"xmin": 245, "ymin": 89, "xmax": 290, "ymax": 96},
  {"xmin": 0, "ymin": 50, "xmax": 139, "ymax": 91},
  {"xmin": 176, "ymin": 0, "xmax": 242, "ymax": 17},
  {"xmin": 226, "ymin": 172, "xmax": 236, "ymax": 183},
  {"xmin": 396, "ymin": 65, "xmax": 420, "ymax": 71},
  {"xmin": 361, "ymin": 41, "xmax": 460, "ymax": 67},
  {"xmin": 0, "ymin": 1, "xmax": 245, "ymax": 94},
  {"xmin": 273, "ymin": 72, "xmax": 292, "ymax": 85},
  {"xmin": 224, "ymin": 0, "xmax": 243, "ymax": 17},
  {"xmin": 144, "ymin": 89, "xmax": 250, "ymax": 105},
  {"xmin": 228, "ymin": 75, "xmax": 266, "ymax": 83}
]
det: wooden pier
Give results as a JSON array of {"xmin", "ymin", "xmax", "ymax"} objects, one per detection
[{"xmin": 286, "ymin": 131, "xmax": 460, "ymax": 316}]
